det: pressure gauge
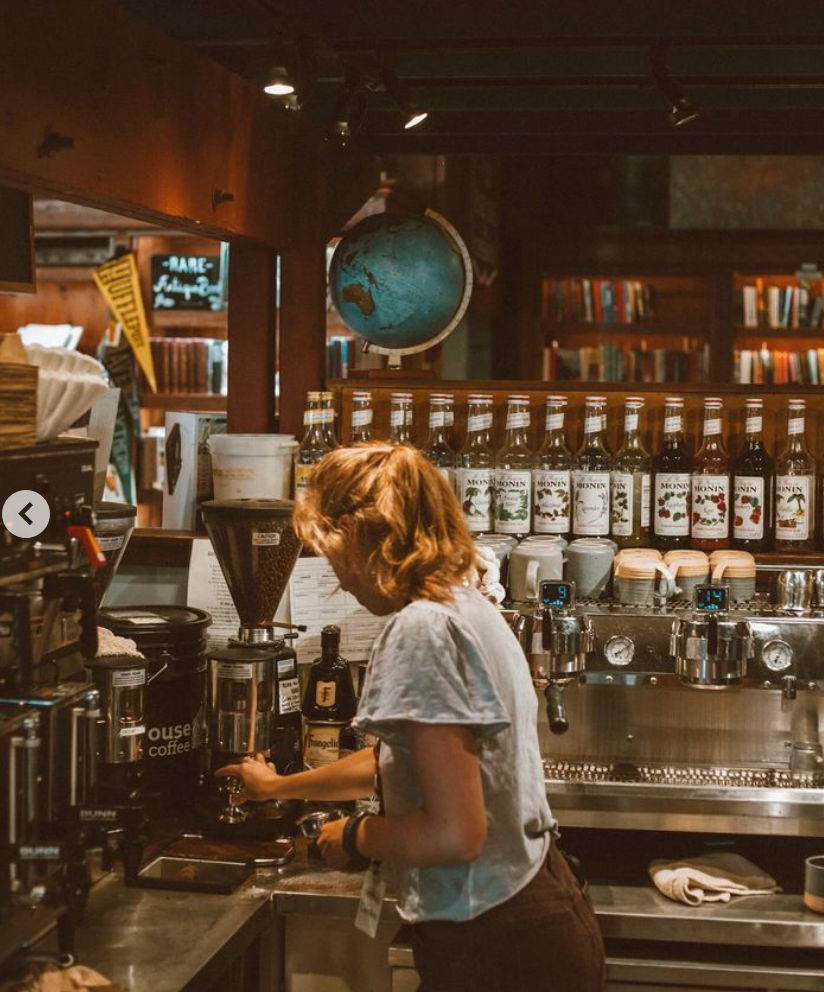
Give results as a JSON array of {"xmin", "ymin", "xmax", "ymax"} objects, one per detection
[
  {"xmin": 604, "ymin": 635, "xmax": 635, "ymax": 667},
  {"xmin": 761, "ymin": 639, "xmax": 794, "ymax": 673}
]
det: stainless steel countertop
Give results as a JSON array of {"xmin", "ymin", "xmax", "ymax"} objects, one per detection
[
  {"xmin": 38, "ymin": 845, "xmax": 824, "ymax": 992},
  {"xmin": 40, "ymin": 870, "xmax": 274, "ymax": 992}
]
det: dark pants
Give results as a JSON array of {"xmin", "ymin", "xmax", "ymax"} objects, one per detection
[{"xmin": 412, "ymin": 842, "xmax": 606, "ymax": 992}]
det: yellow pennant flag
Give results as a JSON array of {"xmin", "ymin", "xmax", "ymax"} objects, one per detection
[{"xmin": 94, "ymin": 253, "xmax": 157, "ymax": 392}]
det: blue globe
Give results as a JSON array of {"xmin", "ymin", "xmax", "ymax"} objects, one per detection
[{"xmin": 329, "ymin": 211, "xmax": 471, "ymax": 354}]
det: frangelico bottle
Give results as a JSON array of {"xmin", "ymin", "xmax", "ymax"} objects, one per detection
[
  {"xmin": 732, "ymin": 398, "xmax": 773, "ymax": 552},
  {"xmin": 610, "ymin": 396, "xmax": 652, "ymax": 548},
  {"xmin": 295, "ymin": 391, "xmax": 332, "ymax": 498},
  {"xmin": 533, "ymin": 395, "xmax": 572, "ymax": 538},
  {"xmin": 457, "ymin": 394, "xmax": 495, "ymax": 534},
  {"xmin": 494, "ymin": 394, "xmax": 534, "ymax": 538},
  {"xmin": 572, "ymin": 395, "xmax": 611, "ymax": 538},
  {"xmin": 302, "ymin": 625, "xmax": 357, "ymax": 768},
  {"xmin": 775, "ymin": 399, "xmax": 816, "ymax": 552},
  {"xmin": 652, "ymin": 396, "xmax": 691, "ymax": 551},
  {"xmin": 690, "ymin": 397, "xmax": 731, "ymax": 552}
]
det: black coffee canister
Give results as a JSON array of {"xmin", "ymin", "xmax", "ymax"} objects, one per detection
[{"xmin": 98, "ymin": 606, "xmax": 211, "ymax": 814}]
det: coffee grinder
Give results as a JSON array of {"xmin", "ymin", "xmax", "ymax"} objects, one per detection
[{"xmin": 200, "ymin": 498, "xmax": 304, "ymax": 834}]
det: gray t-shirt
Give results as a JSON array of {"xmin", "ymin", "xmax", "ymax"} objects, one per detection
[{"xmin": 353, "ymin": 586, "xmax": 554, "ymax": 923}]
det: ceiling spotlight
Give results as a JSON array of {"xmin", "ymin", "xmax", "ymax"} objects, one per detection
[
  {"xmin": 649, "ymin": 47, "xmax": 700, "ymax": 128},
  {"xmin": 380, "ymin": 67, "xmax": 429, "ymax": 130},
  {"xmin": 329, "ymin": 119, "xmax": 352, "ymax": 146},
  {"xmin": 263, "ymin": 66, "xmax": 295, "ymax": 97}
]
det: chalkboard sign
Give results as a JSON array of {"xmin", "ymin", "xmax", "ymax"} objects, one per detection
[{"xmin": 151, "ymin": 254, "xmax": 225, "ymax": 311}]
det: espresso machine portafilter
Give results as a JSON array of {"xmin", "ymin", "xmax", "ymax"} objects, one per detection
[{"xmin": 539, "ymin": 581, "xmax": 593, "ymax": 735}]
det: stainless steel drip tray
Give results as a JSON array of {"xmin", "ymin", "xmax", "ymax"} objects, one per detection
[{"xmin": 544, "ymin": 760, "xmax": 824, "ymax": 835}]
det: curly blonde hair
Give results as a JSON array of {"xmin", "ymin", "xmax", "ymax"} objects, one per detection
[{"xmin": 293, "ymin": 442, "xmax": 476, "ymax": 605}]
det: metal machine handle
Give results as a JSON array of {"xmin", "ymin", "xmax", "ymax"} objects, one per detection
[{"xmin": 545, "ymin": 683, "xmax": 569, "ymax": 735}]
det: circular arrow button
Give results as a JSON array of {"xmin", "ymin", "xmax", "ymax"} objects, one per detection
[{"xmin": 2, "ymin": 490, "xmax": 51, "ymax": 539}]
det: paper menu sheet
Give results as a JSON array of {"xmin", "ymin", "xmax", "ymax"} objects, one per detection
[
  {"xmin": 289, "ymin": 556, "xmax": 390, "ymax": 664},
  {"xmin": 186, "ymin": 538, "xmax": 240, "ymax": 644}
]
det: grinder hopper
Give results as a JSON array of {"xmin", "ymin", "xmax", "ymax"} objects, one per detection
[{"xmin": 200, "ymin": 499, "xmax": 302, "ymax": 644}]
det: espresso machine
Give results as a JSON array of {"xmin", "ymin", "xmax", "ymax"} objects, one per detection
[
  {"xmin": 0, "ymin": 439, "xmax": 106, "ymax": 969},
  {"xmin": 200, "ymin": 498, "xmax": 304, "ymax": 834}
]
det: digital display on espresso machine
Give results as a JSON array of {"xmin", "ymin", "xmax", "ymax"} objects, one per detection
[
  {"xmin": 694, "ymin": 585, "xmax": 728, "ymax": 612},
  {"xmin": 540, "ymin": 580, "xmax": 575, "ymax": 609}
]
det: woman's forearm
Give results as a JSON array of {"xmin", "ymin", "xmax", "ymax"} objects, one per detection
[
  {"xmin": 356, "ymin": 808, "xmax": 484, "ymax": 868},
  {"xmin": 271, "ymin": 747, "xmax": 375, "ymax": 801}
]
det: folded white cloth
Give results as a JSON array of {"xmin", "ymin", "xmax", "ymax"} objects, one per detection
[
  {"xmin": 473, "ymin": 546, "xmax": 506, "ymax": 605},
  {"xmin": 650, "ymin": 853, "xmax": 780, "ymax": 906}
]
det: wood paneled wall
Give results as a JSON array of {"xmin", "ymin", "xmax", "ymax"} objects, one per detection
[{"xmin": 331, "ymin": 379, "xmax": 824, "ymax": 461}]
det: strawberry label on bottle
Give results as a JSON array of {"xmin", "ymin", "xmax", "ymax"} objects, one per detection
[
  {"xmin": 610, "ymin": 473, "xmax": 634, "ymax": 537},
  {"xmin": 457, "ymin": 469, "xmax": 494, "ymax": 532},
  {"xmin": 572, "ymin": 471, "xmax": 610, "ymax": 535},
  {"xmin": 494, "ymin": 470, "xmax": 533, "ymax": 533},
  {"xmin": 733, "ymin": 477, "xmax": 765, "ymax": 541},
  {"xmin": 776, "ymin": 475, "xmax": 811, "ymax": 541},
  {"xmin": 654, "ymin": 473, "xmax": 690, "ymax": 536},
  {"xmin": 691, "ymin": 475, "xmax": 730, "ymax": 539},
  {"xmin": 533, "ymin": 470, "xmax": 571, "ymax": 533}
]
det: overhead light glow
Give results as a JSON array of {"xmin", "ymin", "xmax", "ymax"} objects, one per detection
[
  {"xmin": 404, "ymin": 109, "xmax": 429, "ymax": 130},
  {"xmin": 263, "ymin": 67, "xmax": 295, "ymax": 97}
]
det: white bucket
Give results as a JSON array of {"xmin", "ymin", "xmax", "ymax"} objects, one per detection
[{"xmin": 208, "ymin": 434, "xmax": 298, "ymax": 500}]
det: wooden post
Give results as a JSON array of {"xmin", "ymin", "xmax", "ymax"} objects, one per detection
[
  {"xmin": 278, "ymin": 228, "xmax": 327, "ymax": 438},
  {"xmin": 278, "ymin": 140, "xmax": 380, "ymax": 438},
  {"xmin": 227, "ymin": 243, "xmax": 278, "ymax": 433}
]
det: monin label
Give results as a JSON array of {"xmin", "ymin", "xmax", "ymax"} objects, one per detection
[
  {"xmin": 533, "ymin": 470, "xmax": 571, "ymax": 533},
  {"xmin": 654, "ymin": 473, "xmax": 690, "ymax": 536},
  {"xmin": 493, "ymin": 470, "xmax": 532, "ymax": 534},
  {"xmin": 572, "ymin": 471, "xmax": 610, "ymax": 535},
  {"xmin": 691, "ymin": 475, "xmax": 730, "ymax": 539},
  {"xmin": 610, "ymin": 473, "xmax": 634, "ymax": 537},
  {"xmin": 457, "ymin": 468, "xmax": 494, "ymax": 532},
  {"xmin": 733, "ymin": 477, "xmax": 765, "ymax": 541},
  {"xmin": 776, "ymin": 475, "xmax": 811, "ymax": 542}
]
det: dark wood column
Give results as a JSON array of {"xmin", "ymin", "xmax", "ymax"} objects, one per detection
[{"xmin": 227, "ymin": 243, "xmax": 278, "ymax": 433}]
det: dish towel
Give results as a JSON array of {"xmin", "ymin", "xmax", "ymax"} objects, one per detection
[{"xmin": 649, "ymin": 853, "xmax": 781, "ymax": 906}]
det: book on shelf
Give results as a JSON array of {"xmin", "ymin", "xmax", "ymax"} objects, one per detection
[
  {"xmin": 545, "ymin": 341, "xmax": 708, "ymax": 383},
  {"xmin": 735, "ymin": 345, "xmax": 824, "ymax": 385},
  {"xmin": 139, "ymin": 337, "xmax": 227, "ymax": 396},
  {"xmin": 542, "ymin": 278, "xmax": 656, "ymax": 324},
  {"xmin": 738, "ymin": 279, "xmax": 824, "ymax": 330}
]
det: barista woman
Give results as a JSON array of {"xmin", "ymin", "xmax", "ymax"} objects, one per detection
[{"xmin": 216, "ymin": 443, "xmax": 605, "ymax": 992}]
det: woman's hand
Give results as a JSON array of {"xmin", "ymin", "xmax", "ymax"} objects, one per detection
[
  {"xmin": 213, "ymin": 753, "xmax": 280, "ymax": 804},
  {"xmin": 316, "ymin": 817, "xmax": 350, "ymax": 869}
]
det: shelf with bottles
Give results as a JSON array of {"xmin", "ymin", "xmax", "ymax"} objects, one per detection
[{"xmin": 733, "ymin": 270, "xmax": 824, "ymax": 333}]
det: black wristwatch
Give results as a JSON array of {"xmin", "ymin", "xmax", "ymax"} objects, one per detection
[{"xmin": 342, "ymin": 811, "xmax": 371, "ymax": 870}]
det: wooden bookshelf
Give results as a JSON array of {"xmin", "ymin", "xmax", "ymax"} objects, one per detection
[
  {"xmin": 141, "ymin": 393, "xmax": 226, "ymax": 411},
  {"xmin": 151, "ymin": 310, "xmax": 227, "ymax": 330}
]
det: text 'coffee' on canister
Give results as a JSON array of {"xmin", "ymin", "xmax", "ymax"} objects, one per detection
[{"xmin": 97, "ymin": 606, "xmax": 211, "ymax": 813}]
